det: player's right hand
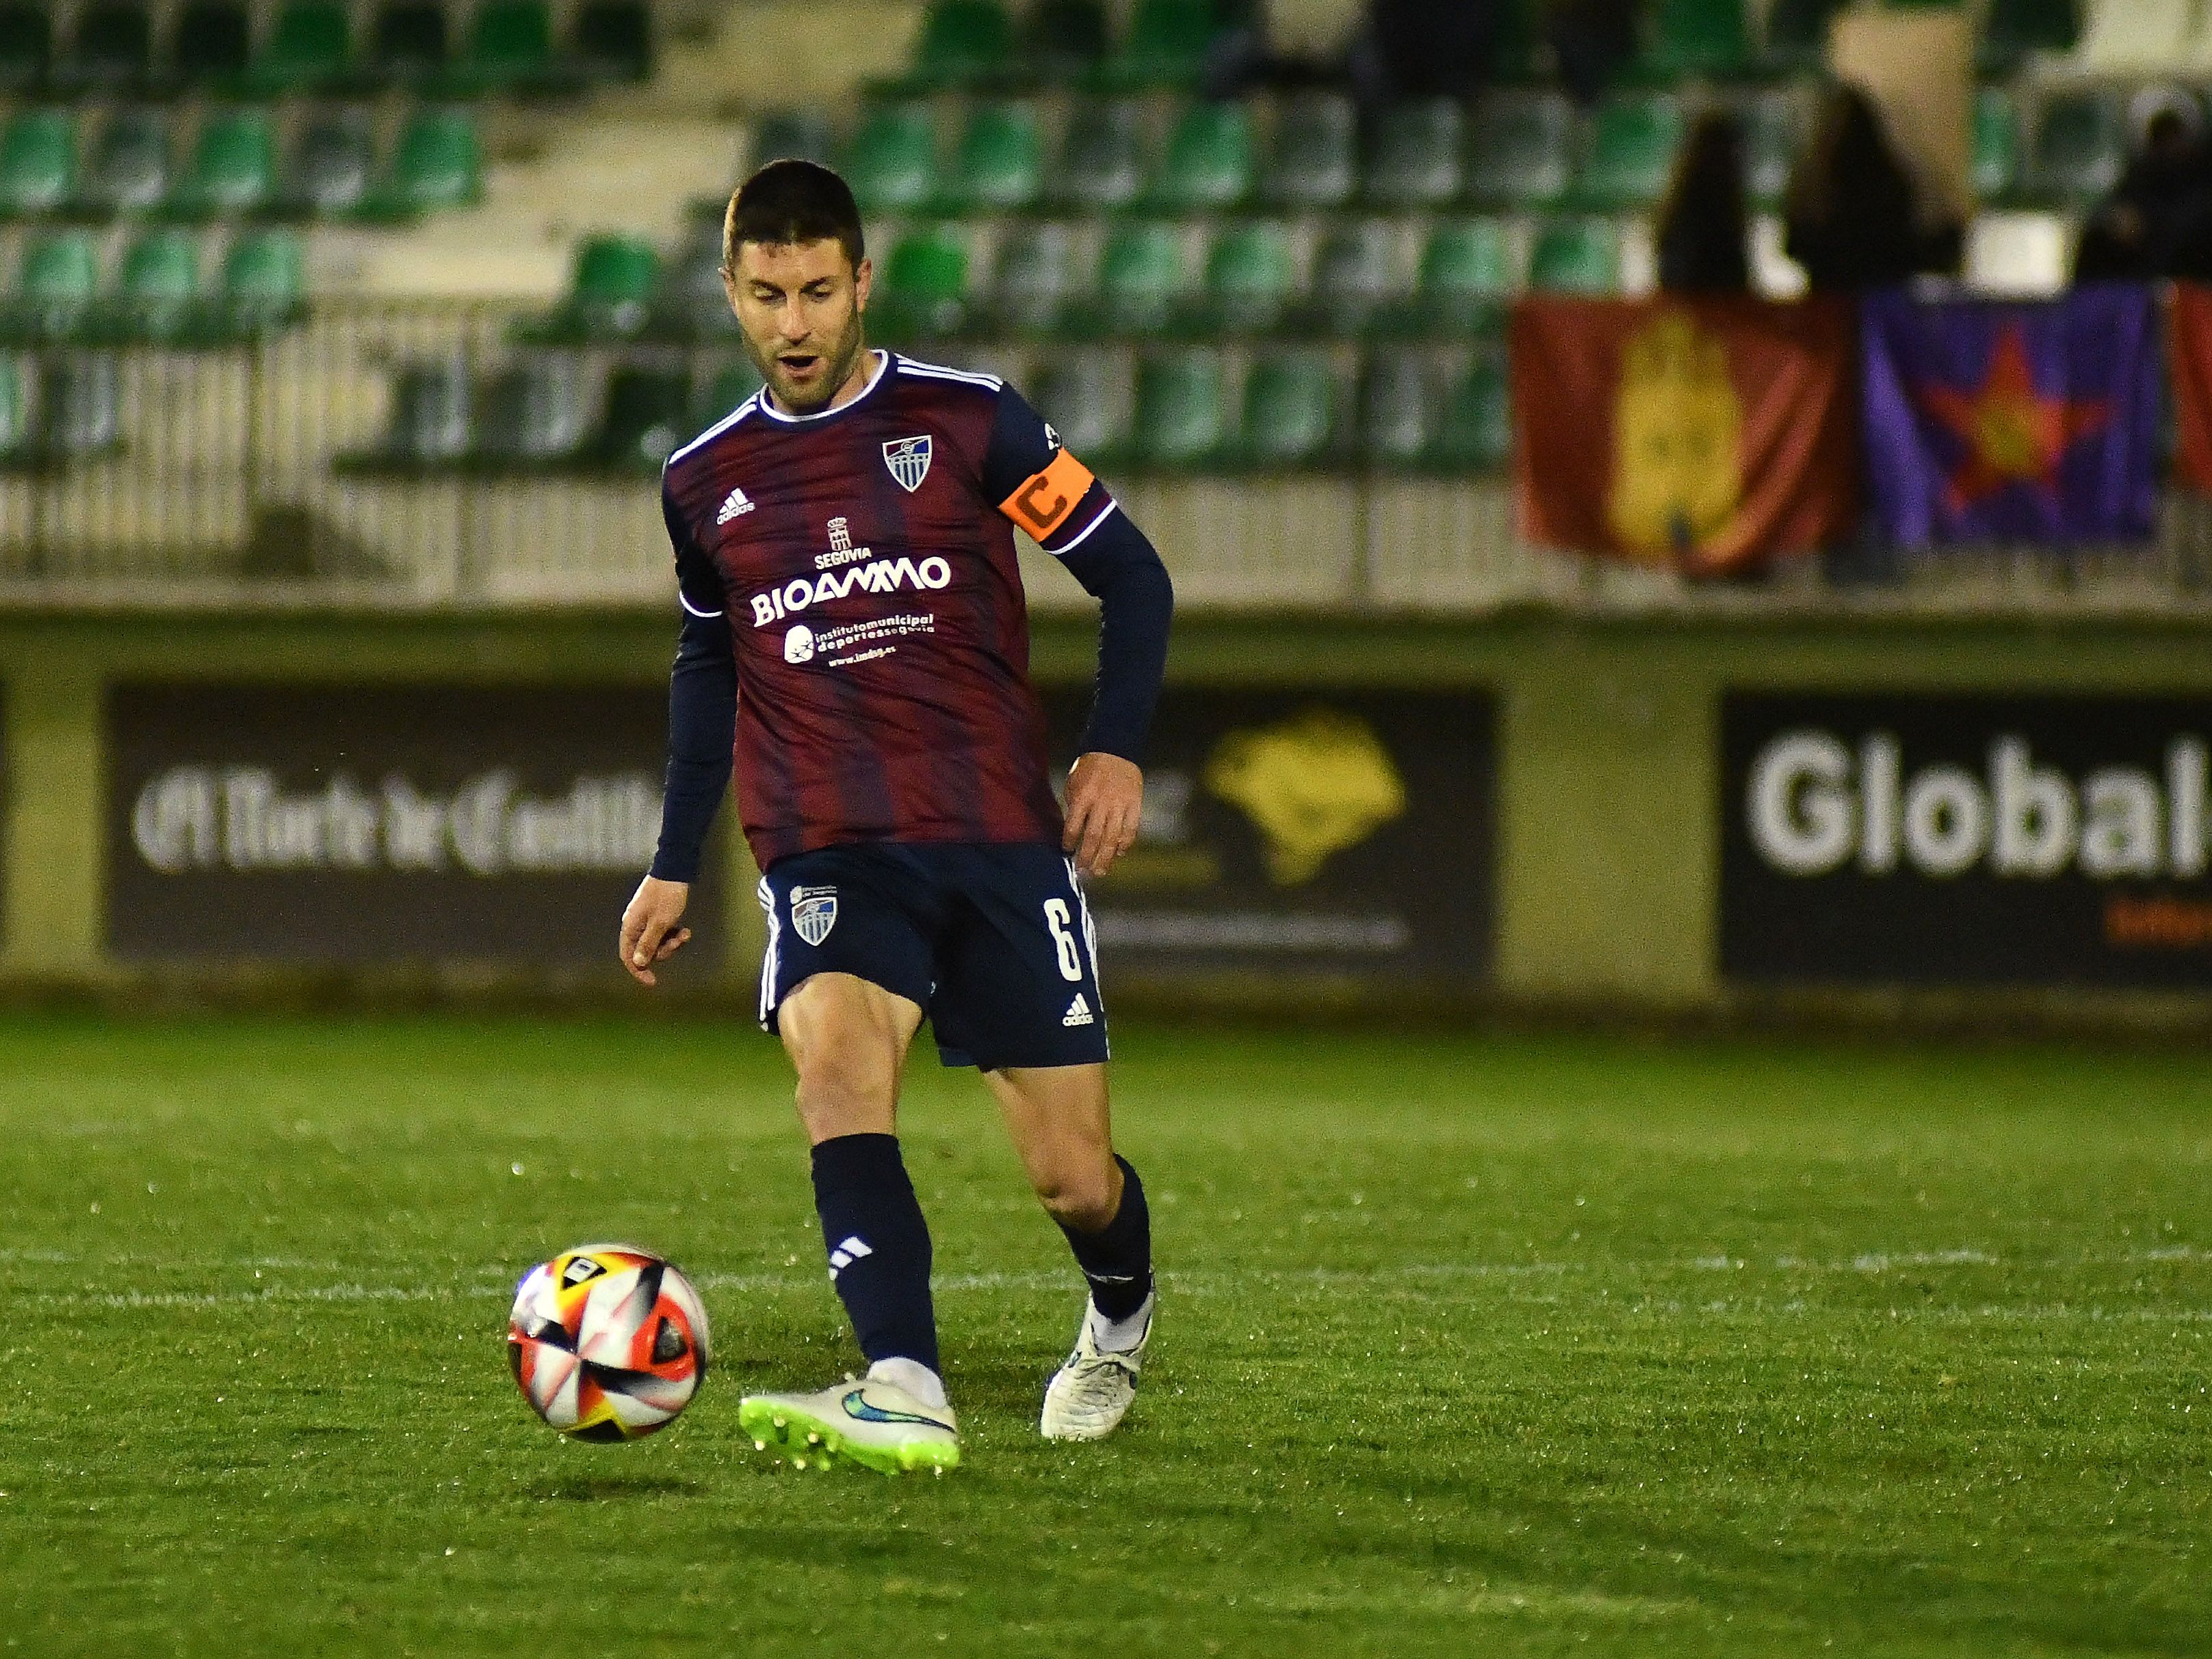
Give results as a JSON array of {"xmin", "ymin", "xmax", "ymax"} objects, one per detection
[{"xmin": 620, "ymin": 875, "xmax": 692, "ymax": 987}]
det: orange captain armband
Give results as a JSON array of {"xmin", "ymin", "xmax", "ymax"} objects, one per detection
[{"xmin": 996, "ymin": 447, "xmax": 1095, "ymax": 543}]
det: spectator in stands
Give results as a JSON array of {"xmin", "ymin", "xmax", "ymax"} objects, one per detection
[
  {"xmin": 1334, "ymin": 0, "xmax": 1499, "ymax": 112},
  {"xmin": 1544, "ymin": 0, "xmax": 1637, "ymax": 107},
  {"xmin": 1784, "ymin": 86, "xmax": 1962, "ymax": 291},
  {"xmin": 1655, "ymin": 111, "xmax": 1752, "ymax": 295},
  {"xmin": 2075, "ymin": 101, "xmax": 2210, "ymax": 283}
]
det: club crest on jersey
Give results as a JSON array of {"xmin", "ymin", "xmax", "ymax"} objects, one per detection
[
  {"xmin": 883, "ymin": 434, "xmax": 933, "ymax": 493},
  {"xmin": 791, "ymin": 885, "xmax": 837, "ymax": 947}
]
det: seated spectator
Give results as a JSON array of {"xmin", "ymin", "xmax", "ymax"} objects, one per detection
[
  {"xmin": 1338, "ymin": 0, "xmax": 1499, "ymax": 111},
  {"xmin": 1656, "ymin": 111, "xmax": 1751, "ymax": 295},
  {"xmin": 1784, "ymin": 86, "xmax": 1962, "ymax": 291},
  {"xmin": 2075, "ymin": 100, "xmax": 2209, "ymax": 283}
]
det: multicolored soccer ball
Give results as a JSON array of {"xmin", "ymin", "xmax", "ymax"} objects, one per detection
[{"xmin": 507, "ymin": 1244, "xmax": 711, "ymax": 1441}]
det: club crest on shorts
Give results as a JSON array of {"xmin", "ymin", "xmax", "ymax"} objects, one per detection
[
  {"xmin": 883, "ymin": 434, "xmax": 932, "ymax": 493},
  {"xmin": 790, "ymin": 885, "xmax": 837, "ymax": 947}
]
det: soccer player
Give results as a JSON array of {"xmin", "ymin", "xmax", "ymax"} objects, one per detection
[{"xmin": 619, "ymin": 160, "xmax": 1174, "ymax": 1474}]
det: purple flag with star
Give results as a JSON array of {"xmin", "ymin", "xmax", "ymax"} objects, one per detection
[{"xmin": 1860, "ymin": 285, "xmax": 2161, "ymax": 547}]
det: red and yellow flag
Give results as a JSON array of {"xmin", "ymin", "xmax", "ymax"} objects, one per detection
[{"xmin": 2169, "ymin": 284, "xmax": 2212, "ymax": 495}]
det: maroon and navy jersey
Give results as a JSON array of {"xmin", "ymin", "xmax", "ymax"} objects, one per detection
[{"xmin": 661, "ymin": 351, "xmax": 1117, "ymax": 870}]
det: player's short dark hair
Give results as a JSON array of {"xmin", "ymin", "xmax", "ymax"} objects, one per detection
[{"xmin": 722, "ymin": 159, "xmax": 865, "ymax": 279}]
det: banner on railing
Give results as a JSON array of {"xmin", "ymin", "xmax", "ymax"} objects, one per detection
[
  {"xmin": 1043, "ymin": 688, "xmax": 1494, "ymax": 986},
  {"xmin": 1860, "ymin": 285, "xmax": 2161, "ymax": 547},
  {"xmin": 106, "ymin": 682, "xmax": 721, "ymax": 970},
  {"xmin": 1511, "ymin": 296, "xmax": 1858, "ymax": 574},
  {"xmin": 2167, "ymin": 284, "xmax": 2212, "ymax": 495},
  {"xmin": 1721, "ymin": 690, "xmax": 2212, "ymax": 987}
]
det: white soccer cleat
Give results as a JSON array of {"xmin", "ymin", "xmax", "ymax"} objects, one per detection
[
  {"xmin": 738, "ymin": 1372, "xmax": 960, "ymax": 1475},
  {"xmin": 1040, "ymin": 1294, "xmax": 1152, "ymax": 1442}
]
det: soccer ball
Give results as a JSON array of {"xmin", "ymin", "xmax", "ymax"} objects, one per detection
[{"xmin": 507, "ymin": 1243, "xmax": 711, "ymax": 1441}]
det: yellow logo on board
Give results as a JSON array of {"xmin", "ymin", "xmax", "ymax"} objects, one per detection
[{"xmin": 1204, "ymin": 711, "xmax": 1406, "ymax": 887}]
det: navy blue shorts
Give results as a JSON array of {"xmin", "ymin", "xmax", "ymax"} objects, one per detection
[{"xmin": 756, "ymin": 841, "xmax": 1108, "ymax": 1071}]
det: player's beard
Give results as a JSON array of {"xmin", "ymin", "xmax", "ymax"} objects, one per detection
[{"xmin": 753, "ymin": 310, "xmax": 868, "ymax": 418}]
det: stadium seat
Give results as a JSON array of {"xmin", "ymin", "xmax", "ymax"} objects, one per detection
[
  {"xmin": 174, "ymin": 1, "xmax": 251, "ymax": 87},
  {"xmin": 1087, "ymin": 220, "xmax": 1191, "ymax": 337},
  {"xmin": 1264, "ymin": 92, "xmax": 1355, "ymax": 209},
  {"xmin": 2026, "ymin": 91, "xmax": 2122, "ymax": 205},
  {"xmin": 1099, "ymin": 0, "xmax": 1222, "ymax": 89},
  {"xmin": 1200, "ymin": 220, "xmax": 1297, "ymax": 335},
  {"xmin": 874, "ymin": 224, "xmax": 972, "ymax": 340},
  {"xmin": 571, "ymin": 0, "xmax": 652, "ymax": 81},
  {"xmin": 1029, "ymin": 349, "xmax": 1129, "ymax": 465},
  {"xmin": 0, "ymin": 109, "xmax": 79, "ymax": 219},
  {"xmin": 216, "ymin": 228, "xmax": 306, "ymax": 336},
  {"xmin": 66, "ymin": 3, "xmax": 154, "ymax": 92},
  {"xmin": 1973, "ymin": 87, "xmax": 2022, "ymax": 204},
  {"xmin": 1147, "ymin": 99, "xmax": 1255, "ymax": 213},
  {"xmin": 1356, "ymin": 349, "xmax": 1434, "ymax": 470},
  {"xmin": 447, "ymin": 0, "xmax": 557, "ymax": 92},
  {"xmin": 370, "ymin": 1, "xmax": 449, "ymax": 83},
  {"xmin": 0, "ymin": 354, "xmax": 30, "ymax": 465},
  {"xmin": 1639, "ymin": 0, "xmax": 1753, "ymax": 79},
  {"xmin": 13, "ymin": 233, "xmax": 101, "ymax": 343},
  {"xmin": 1528, "ymin": 216, "xmax": 1619, "ymax": 293},
  {"xmin": 285, "ymin": 107, "xmax": 372, "ymax": 216},
  {"xmin": 1743, "ymin": 89, "xmax": 1800, "ymax": 212},
  {"xmin": 1024, "ymin": 0, "xmax": 1107, "ymax": 83},
  {"xmin": 351, "ymin": 358, "xmax": 467, "ymax": 468},
  {"xmin": 1054, "ymin": 97, "xmax": 1143, "ymax": 211},
  {"xmin": 751, "ymin": 109, "xmax": 835, "ymax": 169},
  {"xmin": 564, "ymin": 233, "xmax": 661, "ymax": 339},
  {"xmin": 842, "ymin": 103, "xmax": 938, "ymax": 214},
  {"xmin": 1401, "ymin": 218, "xmax": 1518, "ymax": 337},
  {"xmin": 363, "ymin": 107, "xmax": 482, "ymax": 218},
  {"xmin": 1304, "ymin": 220, "xmax": 1402, "ymax": 337},
  {"xmin": 898, "ymin": 0, "xmax": 1015, "ymax": 90},
  {"xmin": 1466, "ymin": 92, "xmax": 1573, "ymax": 209},
  {"xmin": 946, "ymin": 101, "xmax": 1043, "ymax": 212},
  {"xmin": 248, "ymin": 1, "xmax": 353, "ymax": 92},
  {"xmin": 170, "ymin": 108, "xmax": 276, "ymax": 219},
  {"xmin": 81, "ymin": 107, "xmax": 171, "ymax": 218},
  {"xmin": 0, "ymin": 4, "xmax": 52, "ymax": 92},
  {"xmin": 1365, "ymin": 99, "xmax": 1463, "ymax": 210},
  {"xmin": 476, "ymin": 356, "xmax": 588, "ymax": 467},
  {"xmin": 1433, "ymin": 350, "xmax": 1511, "ymax": 471},
  {"xmin": 592, "ymin": 363, "xmax": 690, "ymax": 471},
  {"xmin": 1131, "ymin": 348, "xmax": 1226, "ymax": 469},
  {"xmin": 985, "ymin": 218, "xmax": 1080, "ymax": 335},
  {"xmin": 1574, "ymin": 94, "xmax": 1684, "ymax": 211},
  {"xmin": 1236, "ymin": 351, "xmax": 1340, "ymax": 469},
  {"xmin": 1762, "ymin": 0, "xmax": 1845, "ymax": 71},
  {"xmin": 112, "ymin": 229, "xmax": 199, "ymax": 341},
  {"xmin": 40, "ymin": 353, "xmax": 120, "ymax": 456},
  {"xmin": 1983, "ymin": 0, "xmax": 2080, "ymax": 68}
]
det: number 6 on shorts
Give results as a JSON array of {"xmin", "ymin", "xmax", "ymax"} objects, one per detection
[{"xmin": 1043, "ymin": 899, "xmax": 1083, "ymax": 982}]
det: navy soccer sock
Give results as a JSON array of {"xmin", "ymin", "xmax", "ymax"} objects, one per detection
[
  {"xmin": 1057, "ymin": 1154, "xmax": 1154, "ymax": 1322},
  {"xmin": 810, "ymin": 1133, "xmax": 940, "ymax": 1377}
]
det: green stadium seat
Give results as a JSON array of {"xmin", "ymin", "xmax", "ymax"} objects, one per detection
[
  {"xmin": 898, "ymin": 0, "xmax": 1015, "ymax": 89},
  {"xmin": 1100, "ymin": 0, "xmax": 1222, "ymax": 89},
  {"xmin": 248, "ymin": 1, "xmax": 352, "ymax": 93},
  {"xmin": 1366, "ymin": 99, "xmax": 1463, "ymax": 210},
  {"xmin": 947, "ymin": 101, "xmax": 1043, "ymax": 212},
  {"xmin": 113, "ymin": 229, "xmax": 200, "ymax": 341},
  {"xmin": 1147, "ymin": 99, "xmax": 1255, "ymax": 213},
  {"xmin": 1574, "ymin": 94, "xmax": 1684, "ymax": 211},
  {"xmin": 1025, "ymin": 0, "xmax": 1107, "ymax": 83},
  {"xmin": 1305, "ymin": 220, "xmax": 1401, "ymax": 337},
  {"xmin": 14, "ymin": 233, "xmax": 101, "ymax": 343},
  {"xmin": 1983, "ymin": 0, "xmax": 2079, "ymax": 69},
  {"xmin": 567, "ymin": 233, "xmax": 660, "ymax": 339},
  {"xmin": 1528, "ymin": 216, "xmax": 1619, "ymax": 293},
  {"xmin": 175, "ymin": 1, "xmax": 250, "ymax": 86},
  {"xmin": 1237, "ymin": 351, "xmax": 1340, "ymax": 469},
  {"xmin": 171, "ymin": 108, "xmax": 276, "ymax": 219},
  {"xmin": 1640, "ymin": 0, "xmax": 1753, "ymax": 79},
  {"xmin": 0, "ymin": 354, "xmax": 29, "ymax": 464},
  {"xmin": 571, "ymin": 0, "xmax": 652, "ymax": 81},
  {"xmin": 1030, "ymin": 349, "xmax": 1129, "ymax": 465},
  {"xmin": 0, "ymin": 4, "xmax": 51, "ymax": 92},
  {"xmin": 371, "ymin": 1, "xmax": 448, "ymax": 82},
  {"xmin": 1466, "ymin": 93, "xmax": 1573, "ymax": 209},
  {"xmin": 985, "ymin": 219, "xmax": 1080, "ymax": 335},
  {"xmin": 216, "ymin": 228, "xmax": 307, "ymax": 336},
  {"xmin": 1433, "ymin": 350, "xmax": 1511, "ymax": 471},
  {"xmin": 368, "ymin": 359, "xmax": 471, "ymax": 467},
  {"xmin": 592, "ymin": 364, "xmax": 690, "ymax": 471},
  {"xmin": 1400, "ymin": 218, "xmax": 1518, "ymax": 337},
  {"xmin": 842, "ymin": 103, "xmax": 938, "ymax": 214},
  {"xmin": 446, "ymin": 0, "xmax": 556, "ymax": 92},
  {"xmin": 286, "ymin": 107, "xmax": 371, "ymax": 216},
  {"xmin": 1201, "ymin": 220, "xmax": 1297, "ymax": 335},
  {"xmin": 1357, "ymin": 350, "xmax": 1434, "ymax": 471},
  {"xmin": 1054, "ymin": 98, "xmax": 1143, "ymax": 211},
  {"xmin": 0, "ymin": 110, "xmax": 78, "ymax": 219},
  {"xmin": 694, "ymin": 358, "xmax": 764, "ymax": 430},
  {"xmin": 1265, "ymin": 92, "xmax": 1355, "ymax": 209},
  {"xmin": 476, "ymin": 357, "xmax": 588, "ymax": 467},
  {"xmin": 752, "ymin": 110, "xmax": 835, "ymax": 169},
  {"xmin": 1132, "ymin": 349, "xmax": 1227, "ymax": 470},
  {"xmin": 1087, "ymin": 220, "xmax": 1191, "ymax": 337},
  {"xmin": 1974, "ymin": 86, "xmax": 2022, "ymax": 204},
  {"xmin": 40, "ymin": 354, "xmax": 120, "ymax": 457},
  {"xmin": 67, "ymin": 3, "xmax": 153, "ymax": 91},
  {"xmin": 82, "ymin": 107, "xmax": 171, "ymax": 217},
  {"xmin": 2027, "ymin": 90, "xmax": 2122, "ymax": 205},
  {"xmin": 1762, "ymin": 0, "xmax": 1845, "ymax": 71},
  {"xmin": 874, "ymin": 224, "xmax": 971, "ymax": 341},
  {"xmin": 363, "ymin": 107, "xmax": 482, "ymax": 218}
]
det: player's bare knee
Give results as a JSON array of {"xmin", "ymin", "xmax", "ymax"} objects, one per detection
[
  {"xmin": 792, "ymin": 1057, "xmax": 891, "ymax": 1139},
  {"xmin": 1034, "ymin": 1165, "xmax": 1119, "ymax": 1233}
]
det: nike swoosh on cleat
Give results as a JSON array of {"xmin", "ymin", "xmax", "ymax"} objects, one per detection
[{"xmin": 841, "ymin": 1389, "xmax": 950, "ymax": 1428}]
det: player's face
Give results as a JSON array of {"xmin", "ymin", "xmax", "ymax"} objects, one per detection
[{"xmin": 725, "ymin": 239, "xmax": 873, "ymax": 416}]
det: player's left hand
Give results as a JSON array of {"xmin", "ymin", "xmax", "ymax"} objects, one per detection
[{"xmin": 1064, "ymin": 752, "xmax": 1143, "ymax": 880}]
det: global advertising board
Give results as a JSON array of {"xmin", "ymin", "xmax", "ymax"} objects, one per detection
[
  {"xmin": 107, "ymin": 683, "xmax": 717, "ymax": 967},
  {"xmin": 1043, "ymin": 688, "xmax": 1494, "ymax": 985},
  {"xmin": 1722, "ymin": 692, "xmax": 2212, "ymax": 986}
]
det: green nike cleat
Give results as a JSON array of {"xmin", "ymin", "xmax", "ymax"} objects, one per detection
[{"xmin": 738, "ymin": 1374, "xmax": 961, "ymax": 1476}]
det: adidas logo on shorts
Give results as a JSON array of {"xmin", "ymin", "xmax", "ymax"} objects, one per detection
[
  {"xmin": 717, "ymin": 486, "xmax": 755, "ymax": 524},
  {"xmin": 1062, "ymin": 994, "xmax": 1094, "ymax": 1028}
]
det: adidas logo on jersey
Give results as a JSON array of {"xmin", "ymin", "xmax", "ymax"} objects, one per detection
[
  {"xmin": 717, "ymin": 486, "xmax": 755, "ymax": 524},
  {"xmin": 1062, "ymin": 994, "xmax": 1094, "ymax": 1028}
]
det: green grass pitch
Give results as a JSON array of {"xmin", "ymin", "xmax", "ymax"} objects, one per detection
[{"xmin": 1, "ymin": 1013, "xmax": 2207, "ymax": 1656}]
